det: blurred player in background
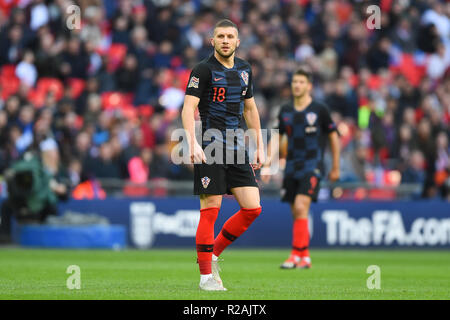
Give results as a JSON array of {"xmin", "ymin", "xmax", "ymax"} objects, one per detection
[
  {"xmin": 263, "ymin": 69, "xmax": 340, "ymax": 269},
  {"xmin": 181, "ymin": 19, "xmax": 265, "ymax": 290}
]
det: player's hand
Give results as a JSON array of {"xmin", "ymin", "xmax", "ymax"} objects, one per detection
[
  {"xmin": 190, "ymin": 142, "xmax": 206, "ymax": 164},
  {"xmin": 279, "ymin": 158, "xmax": 286, "ymax": 170},
  {"xmin": 260, "ymin": 166, "xmax": 271, "ymax": 183},
  {"xmin": 251, "ymin": 148, "xmax": 265, "ymax": 170},
  {"xmin": 328, "ymin": 168, "xmax": 340, "ymax": 182}
]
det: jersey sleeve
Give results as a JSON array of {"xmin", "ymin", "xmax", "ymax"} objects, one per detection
[
  {"xmin": 185, "ymin": 63, "xmax": 210, "ymax": 98},
  {"xmin": 320, "ymin": 104, "xmax": 338, "ymax": 134},
  {"xmin": 244, "ymin": 67, "xmax": 253, "ymax": 99}
]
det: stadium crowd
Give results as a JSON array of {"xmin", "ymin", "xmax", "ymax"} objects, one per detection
[{"xmin": 0, "ymin": 0, "xmax": 449, "ymax": 200}]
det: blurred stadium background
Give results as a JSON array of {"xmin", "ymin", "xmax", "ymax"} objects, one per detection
[
  {"xmin": 0, "ymin": 0, "xmax": 448, "ymax": 201},
  {"xmin": 0, "ymin": 0, "xmax": 449, "ymax": 300}
]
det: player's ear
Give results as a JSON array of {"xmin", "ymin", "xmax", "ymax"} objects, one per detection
[
  {"xmin": 236, "ymin": 38, "xmax": 240, "ymax": 48},
  {"xmin": 210, "ymin": 37, "xmax": 215, "ymax": 47}
]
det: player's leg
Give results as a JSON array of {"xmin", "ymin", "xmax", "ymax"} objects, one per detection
[
  {"xmin": 280, "ymin": 194, "xmax": 311, "ymax": 268},
  {"xmin": 280, "ymin": 173, "xmax": 319, "ymax": 269},
  {"xmin": 213, "ymin": 186, "xmax": 261, "ymax": 257},
  {"xmin": 279, "ymin": 178, "xmax": 298, "ymax": 268},
  {"xmin": 290, "ymin": 194, "xmax": 312, "ymax": 269},
  {"xmin": 194, "ymin": 163, "xmax": 227, "ymax": 290},
  {"xmin": 211, "ymin": 164, "xmax": 261, "ymax": 287},
  {"xmin": 197, "ymin": 194, "xmax": 225, "ymax": 290}
]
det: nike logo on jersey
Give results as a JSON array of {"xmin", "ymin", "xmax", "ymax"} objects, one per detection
[{"xmin": 214, "ymin": 77, "xmax": 223, "ymax": 81}]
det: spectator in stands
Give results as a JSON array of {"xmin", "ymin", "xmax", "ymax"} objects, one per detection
[
  {"xmin": 72, "ymin": 175, "xmax": 106, "ymax": 200},
  {"xmin": 15, "ymin": 50, "xmax": 37, "ymax": 87},
  {"xmin": 75, "ymin": 76, "xmax": 99, "ymax": 115},
  {"xmin": 435, "ymin": 131, "xmax": 450, "ymax": 195},
  {"xmin": 115, "ymin": 53, "xmax": 139, "ymax": 93},
  {"xmin": 367, "ymin": 37, "xmax": 391, "ymax": 73},
  {"xmin": 59, "ymin": 36, "xmax": 89, "ymax": 79},
  {"xmin": 34, "ymin": 30, "xmax": 63, "ymax": 78},
  {"xmin": 0, "ymin": 24, "xmax": 25, "ymax": 65},
  {"xmin": 153, "ymin": 40, "xmax": 174, "ymax": 69},
  {"xmin": 80, "ymin": 6, "xmax": 102, "ymax": 48},
  {"xmin": 421, "ymin": 1, "xmax": 450, "ymax": 43},
  {"xmin": 390, "ymin": 18, "xmax": 416, "ymax": 53},
  {"xmin": 15, "ymin": 104, "xmax": 34, "ymax": 153},
  {"xmin": 148, "ymin": 144, "xmax": 170, "ymax": 179},
  {"xmin": 84, "ymin": 141, "xmax": 120, "ymax": 180},
  {"xmin": 381, "ymin": 111, "xmax": 396, "ymax": 149},
  {"xmin": 401, "ymin": 150, "xmax": 426, "ymax": 185},
  {"xmin": 325, "ymin": 79, "xmax": 356, "ymax": 119},
  {"xmin": 111, "ymin": 15, "xmax": 131, "ymax": 46},
  {"xmin": 4, "ymin": 95, "xmax": 19, "ymax": 124},
  {"xmin": 67, "ymin": 158, "xmax": 82, "ymax": 188},
  {"xmin": 92, "ymin": 111, "xmax": 111, "ymax": 146},
  {"xmin": 416, "ymin": 117, "xmax": 438, "ymax": 197},
  {"xmin": 0, "ymin": 109, "xmax": 10, "ymax": 171},
  {"xmin": 92, "ymin": 54, "xmax": 116, "ymax": 92},
  {"xmin": 427, "ymin": 42, "xmax": 450, "ymax": 80},
  {"xmin": 73, "ymin": 131, "xmax": 92, "ymax": 164},
  {"xmin": 417, "ymin": 24, "xmax": 440, "ymax": 53},
  {"xmin": 30, "ymin": 0, "xmax": 50, "ymax": 31},
  {"xmin": 7, "ymin": 8, "xmax": 31, "ymax": 44},
  {"xmin": 340, "ymin": 129, "xmax": 367, "ymax": 183},
  {"xmin": 317, "ymin": 41, "xmax": 338, "ymax": 80},
  {"xmin": 392, "ymin": 124, "xmax": 417, "ymax": 170},
  {"xmin": 128, "ymin": 25, "xmax": 153, "ymax": 71},
  {"xmin": 83, "ymin": 93, "xmax": 101, "ymax": 125},
  {"xmin": 119, "ymin": 128, "xmax": 143, "ymax": 178}
]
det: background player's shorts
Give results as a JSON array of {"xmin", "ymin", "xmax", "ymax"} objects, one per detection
[
  {"xmin": 281, "ymin": 171, "xmax": 321, "ymax": 203},
  {"xmin": 194, "ymin": 163, "xmax": 258, "ymax": 195}
]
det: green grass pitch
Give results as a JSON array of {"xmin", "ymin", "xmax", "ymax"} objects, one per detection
[{"xmin": 0, "ymin": 248, "xmax": 449, "ymax": 300}]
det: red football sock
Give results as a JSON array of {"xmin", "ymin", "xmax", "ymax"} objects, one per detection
[
  {"xmin": 292, "ymin": 218, "xmax": 310, "ymax": 258},
  {"xmin": 213, "ymin": 207, "xmax": 261, "ymax": 257},
  {"xmin": 196, "ymin": 207, "xmax": 219, "ymax": 274}
]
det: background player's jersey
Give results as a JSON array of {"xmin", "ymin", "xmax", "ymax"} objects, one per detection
[
  {"xmin": 185, "ymin": 54, "xmax": 253, "ymax": 150},
  {"xmin": 276, "ymin": 101, "xmax": 337, "ymax": 179}
]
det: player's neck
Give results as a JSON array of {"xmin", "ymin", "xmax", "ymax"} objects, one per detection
[
  {"xmin": 293, "ymin": 95, "xmax": 312, "ymax": 111},
  {"xmin": 214, "ymin": 52, "xmax": 235, "ymax": 69}
]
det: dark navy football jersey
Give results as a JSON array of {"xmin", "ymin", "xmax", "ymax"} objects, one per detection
[
  {"xmin": 185, "ymin": 54, "xmax": 253, "ymax": 150},
  {"xmin": 276, "ymin": 101, "xmax": 337, "ymax": 179}
]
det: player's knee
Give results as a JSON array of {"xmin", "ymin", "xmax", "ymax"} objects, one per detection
[
  {"xmin": 240, "ymin": 206, "xmax": 262, "ymax": 222},
  {"xmin": 204, "ymin": 201, "xmax": 221, "ymax": 210},
  {"xmin": 292, "ymin": 203, "xmax": 308, "ymax": 218},
  {"xmin": 292, "ymin": 201, "xmax": 306, "ymax": 213},
  {"xmin": 200, "ymin": 195, "xmax": 222, "ymax": 210}
]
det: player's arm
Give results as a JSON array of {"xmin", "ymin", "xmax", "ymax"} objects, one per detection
[
  {"xmin": 279, "ymin": 134, "xmax": 288, "ymax": 160},
  {"xmin": 267, "ymin": 106, "xmax": 288, "ymax": 165},
  {"xmin": 328, "ymin": 131, "xmax": 340, "ymax": 182},
  {"xmin": 321, "ymin": 105, "xmax": 340, "ymax": 182},
  {"xmin": 181, "ymin": 95, "xmax": 205, "ymax": 164},
  {"xmin": 263, "ymin": 131, "xmax": 287, "ymax": 167},
  {"xmin": 261, "ymin": 106, "xmax": 288, "ymax": 181},
  {"xmin": 182, "ymin": 64, "xmax": 210, "ymax": 164},
  {"xmin": 260, "ymin": 131, "xmax": 287, "ymax": 182},
  {"xmin": 243, "ymin": 97, "xmax": 265, "ymax": 169}
]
